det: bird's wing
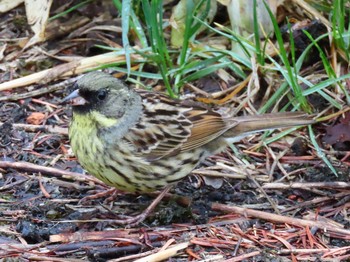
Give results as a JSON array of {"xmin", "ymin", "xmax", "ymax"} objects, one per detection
[
  {"xmin": 181, "ymin": 108, "xmax": 230, "ymax": 151},
  {"xmin": 122, "ymin": 90, "xmax": 230, "ymax": 161}
]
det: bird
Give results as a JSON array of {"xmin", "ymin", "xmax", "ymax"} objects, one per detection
[{"xmin": 64, "ymin": 71, "xmax": 315, "ymax": 225}]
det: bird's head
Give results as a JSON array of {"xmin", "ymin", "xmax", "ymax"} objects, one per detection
[{"xmin": 63, "ymin": 72, "xmax": 141, "ymax": 123}]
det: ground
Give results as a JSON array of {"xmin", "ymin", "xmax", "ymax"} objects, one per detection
[{"xmin": 1, "ymin": 1, "xmax": 350, "ymax": 261}]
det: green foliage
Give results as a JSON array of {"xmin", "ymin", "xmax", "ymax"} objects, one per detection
[
  {"xmin": 332, "ymin": 0, "xmax": 350, "ymax": 61},
  {"xmin": 110, "ymin": 0, "xmax": 245, "ymax": 97},
  {"xmin": 263, "ymin": 1, "xmax": 312, "ymax": 113},
  {"xmin": 141, "ymin": 0, "xmax": 176, "ymax": 97}
]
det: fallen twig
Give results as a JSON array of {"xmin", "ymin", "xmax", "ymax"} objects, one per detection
[
  {"xmin": 0, "ymin": 77, "xmax": 76, "ymax": 102},
  {"xmin": 0, "ymin": 161, "xmax": 103, "ymax": 185},
  {"xmin": 133, "ymin": 242, "xmax": 190, "ymax": 262},
  {"xmin": 281, "ymin": 191, "xmax": 350, "ymax": 213},
  {"xmin": 225, "ymin": 251, "xmax": 261, "ymax": 262},
  {"xmin": 262, "ymin": 182, "xmax": 350, "ymax": 190},
  {"xmin": 0, "ymin": 51, "xmax": 142, "ymax": 91},
  {"xmin": 0, "ymin": 121, "xmax": 68, "ymax": 135},
  {"xmin": 211, "ymin": 203, "xmax": 350, "ymax": 239}
]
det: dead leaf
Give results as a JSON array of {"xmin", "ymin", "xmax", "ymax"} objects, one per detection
[
  {"xmin": 27, "ymin": 112, "xmax": 45, "ymax": 125},
  {"xmin": 23, "ymin": 0, "xmax": 53, "ymax": 49},
  {"xmin": 323, "ymin": 112, "xmax": 350, "ymax": 148}
]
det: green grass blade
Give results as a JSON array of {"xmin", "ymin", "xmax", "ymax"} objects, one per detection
[
  {"xmin": 194, "ymin": 17, "xmax": 254, "ymax": 66},
  {"xmin": 121, "ymin": 0, "xmax": 132, "ymax": 75},
  {"xmin": 177, "ymin": 61, "xmax": 232, "ymax": 86},
  {"xmin": 308, "ymin": 125, "xmax": 338, "ymax": 177},
  {"xmin": 176, "ymin": 54, "xmax": 225, "ymax": 75},
  {"xmin": 49, "ymin": 0, "xmax": 93, "ymax": 21},
  {"xmin": 113, "ymin": 0, "xmax": 148, "ymax": 48},
  {"xmin": 252, "ymin": 0, "xmax": 263, "ymax": 65},
  {"xmin": 302, "ymin": 73, "xmax": 350, "ymax": 96},
  {"xmin": 303, "ymin": 30, "xmax": 350, "ymax": 105},
  {"xmin": 141, "ymin": 0, "xmax": 175, "ymax": 97},
  {"xmin": 110, "ymin": 66, "xmax": 163, "ymax": 79},
  {"xmin": 263, "ymin": 1, "xmax": 311, "ymax": 113}
]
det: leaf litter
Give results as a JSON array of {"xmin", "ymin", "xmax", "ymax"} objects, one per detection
[{"xmin": 0, "ymin": 1, "xmax": 350, "ymax": 261}]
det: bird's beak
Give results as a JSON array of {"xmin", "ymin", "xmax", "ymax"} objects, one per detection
[{"xmin": 61, "ymin": 89, "xmax": 87, "ymax": 106}]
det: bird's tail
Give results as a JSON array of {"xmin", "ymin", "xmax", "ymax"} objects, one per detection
[{"xmin": 223, "ymin": 112, "xmax": 315, "ymax": 142}]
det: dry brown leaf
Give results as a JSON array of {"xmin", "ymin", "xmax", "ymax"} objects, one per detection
[{"xmin": 26, "ymin": 112, "xmax": 45, "ymax": 125}]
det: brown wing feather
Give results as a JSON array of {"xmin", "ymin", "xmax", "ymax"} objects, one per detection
[
  {"xmin": 122, "ymin": 90, "xmax": 230, "ymax": 160},
  {"xmin": 181, "ymin": 109, "xmax": 230, "ymax": 151}
]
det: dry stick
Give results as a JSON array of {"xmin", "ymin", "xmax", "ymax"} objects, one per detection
[
  {"xmin": 0, "ymin": 51, "xmax": 142, "ymax": 91},
  {"xmin": 278, "ymin": 248, "xmax": 335, "ymax": 255},
  {"xmin": 0, "ymin": 161, "xmax": 104, "ymax": 185},
  {"xmin": 0, "ymin": 177, "xmax": 28, "ymax": 191},
  {"xmin": 0, "ymin": 76, "xmax": 78, "ymax": 102},
  {"xmin": 262, "ymin": 182, "xmax": 350, "ymax": 190},
  {"xmin": 225, "ymin": 251, "xmax": 261, "ymax": 262},
  {"xmin": 191, "ymin": 169, "xmax": 249, "ymax": 180},
  {"xmin": 24, "ymin": 255, "xmax": 84, "ymax": 262},
  {"xmin": 133, "ymin": 242, "xmax": 189, "ymax": 262},
  {"xmin": 50, "ymin": 218, "xmax": 248, "ymax": 243},
  {"xmin": 281, "ymin": 191, "xmax": 350, "ymax": 213},
  {"xmin": 211, "ymin": 203, "xmax": 350, "ymax": 238},
  {"xmin": 110, "ymin": 249, "xmax": 161, "ymax": 262},
  {"xmin": 0, "ymin": 121, "xmax": 68, "ymax": 135}
]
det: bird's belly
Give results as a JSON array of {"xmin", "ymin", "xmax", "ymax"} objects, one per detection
[{"xmin": 99, "ymin": 148, "xmax": 205, "ymax": 193}]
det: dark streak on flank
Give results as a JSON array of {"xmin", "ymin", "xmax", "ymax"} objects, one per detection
[
  {"xmin": 182, "ymin": 157, "xmax": 198, "ymax": 165},
  {"xmin": 106, "ymin": 164, "xmax": 132, "ymax": 185},
  {"xmin": 153, "ymin": 161, "xmax": 172, "ymax": 169}
]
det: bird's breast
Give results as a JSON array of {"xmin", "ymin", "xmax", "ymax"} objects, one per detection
[{"xmin": 69, "ymin": 113, "xmax": 106, "ymax": 177}]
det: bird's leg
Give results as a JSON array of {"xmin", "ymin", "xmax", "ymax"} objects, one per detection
[
  {"xmin": 113, "ymin": 185, "xmax": 172, "ymax": 227},
  {"xmin": 79, "ymin": 187, "xmax": 118, "ymax": 204}
]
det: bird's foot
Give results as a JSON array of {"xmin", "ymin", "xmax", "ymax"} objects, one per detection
[{"xmin": 111, "ymin": 186, "xmax": 172, "ymax": 227}]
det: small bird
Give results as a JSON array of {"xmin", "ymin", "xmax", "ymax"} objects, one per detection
[{"xmin": 64, "ymin": 72, "xmax": 314, "ymax": 224}]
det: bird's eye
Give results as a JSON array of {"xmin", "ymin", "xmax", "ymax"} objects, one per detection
[{"xmin": 97, "ymin": 89, "xmax": 107, "ymax": 101}]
